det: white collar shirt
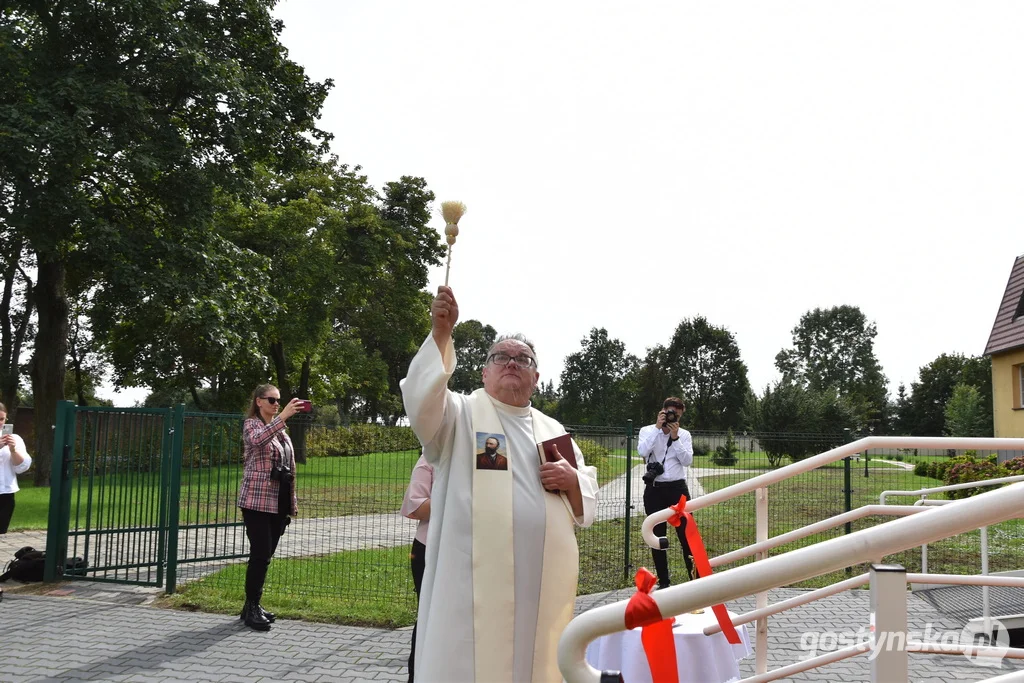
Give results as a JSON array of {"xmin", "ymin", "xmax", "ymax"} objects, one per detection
[
  {"xmin": 0, "ymin": 434, "xmax": 32, "ymax": 494},
  {"xmin": 636, "ymin": 424, "xmax": 693, "ymax": 483}
]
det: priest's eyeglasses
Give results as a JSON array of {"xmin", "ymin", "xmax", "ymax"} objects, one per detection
[{"xmin": 488, "ymin": 352, "xmax": 536, "ymax": 368}]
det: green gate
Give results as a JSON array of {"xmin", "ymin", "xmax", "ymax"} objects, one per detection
[
  {"xmin": 46, "ymin": 401, "xmax": 253, "ymax": 591},
  {"xmin": 45, "ymin": 401, "xmax": 185, "ymax": 587}
]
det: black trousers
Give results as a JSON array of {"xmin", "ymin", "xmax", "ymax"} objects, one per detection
[
  {"xmin": 241, "ymin": 508, "xmax": 289, "ymax": 602},
  {"xmin": 642, "ymin": 480, "xmax": 695, "ymax": 586},
  {"xmin": 408, "ymin": 538, "xmax": 426, "ymax": 683},
  {"xmin": 0, "ymin": 493, "xmax": 14, "ymax": 534}
]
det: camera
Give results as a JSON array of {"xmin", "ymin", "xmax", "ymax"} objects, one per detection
[
  {"xmin": 642, "ymin": 460, "xmax": 665, "ymax": 486},
  {"xmin": 270, "ymin": 465, "xmax": 294, "ymax": 483},
  {"xmin": 663, "ymin": 409, "xmax": 678, "ymax": 425}
]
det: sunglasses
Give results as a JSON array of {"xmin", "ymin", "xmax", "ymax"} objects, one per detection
[{"xmin": 260, "ymin": 396, "xmax": 281, "ymax": 405}]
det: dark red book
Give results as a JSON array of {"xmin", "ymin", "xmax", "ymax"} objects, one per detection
[{"xmin": 536, "ymin": 433, "xmax": 578, "ymax": 470}]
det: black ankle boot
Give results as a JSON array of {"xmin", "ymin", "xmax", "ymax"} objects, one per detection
[
  {"xmin": 259, "ymin": 604, "xmax": 276, "ymax": 623},
  {"xmin": 242, "ymin": 599, "xmax": 271, "ymax": 631}
]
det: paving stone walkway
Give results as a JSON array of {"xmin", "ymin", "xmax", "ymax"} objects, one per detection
[{"xmin": 1, "ymin": 585, "xmax": 1021, "ymax": 682}]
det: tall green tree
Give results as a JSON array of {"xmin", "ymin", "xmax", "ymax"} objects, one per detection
[
  {"xmin": 944, "ymin": 383, "xmax": 988, "ymax": 438},
  {"xmin": 450, "ymin": 320, "xmax": 497, "ymax": 394},
  {"xmin": 903, "ymin": 354, "xmax": 992, "ymax": 436},
  {"xmin": 664, "ymin": 317, "xmax": 750, "ymax": 430},
  {"xmin": 0, "ymin": 238, "xmax": 33, "ymax": 412},
  {"xmin": 775, "ymin": 305, "xmax": 889, "ymax": 430},
  {"xmin": 559, "ymin": 328, "xmax": 638, "ymax": 425},
  {"xmin": 2, "ymin": 1, "xmax": 331, "ymax": 482},
  {"xmin": 631, "ymin": 345, "xmax": 673, "ymax": 425},
  {"xmin": 753, "ymin": 381, "xmax": 856, "ymax": 465},
  {"xmin": 343, "ymin": 177, "xmax": 444, "ymax": 424}
]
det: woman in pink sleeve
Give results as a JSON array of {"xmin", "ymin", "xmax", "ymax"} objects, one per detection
[{"xmin": 400, "ymin": 454, "xmax": 433, "ymax": 682}]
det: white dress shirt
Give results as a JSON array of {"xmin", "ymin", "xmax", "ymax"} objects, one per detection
[
  {"xmin": 0, "ymin": 434, "xmax": 32, "ymax": 494},
  {"xmin": 636, "ymin": 424, "xmax": 693, "ymax": 483}
]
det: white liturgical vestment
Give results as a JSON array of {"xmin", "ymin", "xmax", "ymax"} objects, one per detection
[{"xmin": 400, "ymin": 335, "xmax": 598, "ymax": 682}]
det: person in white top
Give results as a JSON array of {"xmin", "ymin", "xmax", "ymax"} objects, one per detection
[
  {"xmin": 0, "ymin": 402, "xmax": 32, "ymax": 534},
  {"xmin": 636, "ymin": 396, "xmax": 694, "ymax": 588}
]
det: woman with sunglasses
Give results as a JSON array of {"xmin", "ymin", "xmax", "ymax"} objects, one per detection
[{"xmin": 238, "ymin": 384, "xmax": 303, "ymax": 631}]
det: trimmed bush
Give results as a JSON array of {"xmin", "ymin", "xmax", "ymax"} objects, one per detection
[
  {"xmin": 710, "ymin": 430, "xmax": 739, "ymax": 466},
  {"xmin": 692, "ymin": 441, "xmax": 711, "ymax": 457},
  {"xmin": 305, "ymin": 424, "xmax": 420, "ymax": 458}
]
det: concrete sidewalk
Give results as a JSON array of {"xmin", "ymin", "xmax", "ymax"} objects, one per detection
[{"xmin": 1, "ymin": 584, "xmax": 1021, "ymax": 682}]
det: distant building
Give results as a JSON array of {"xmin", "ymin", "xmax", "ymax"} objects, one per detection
[{"xmin": 984, "ymin": 254, "xmax": 1024, "ymax": 437}]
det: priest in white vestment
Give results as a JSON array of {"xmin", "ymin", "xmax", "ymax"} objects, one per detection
[{"xmin": 401, "ymin": 286, "xmax": 599, "ymax": 683}]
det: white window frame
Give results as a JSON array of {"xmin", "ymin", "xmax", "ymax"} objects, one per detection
[{"xmin": 1020, "ymin": 364, "xmax": 1024, "ymax": 408}]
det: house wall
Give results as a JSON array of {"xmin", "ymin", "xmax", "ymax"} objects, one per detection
[{"xmin": 992, "ymin": 348, "xmax": 1024, "ymax": 437}]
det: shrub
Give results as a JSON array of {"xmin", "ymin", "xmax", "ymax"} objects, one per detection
[
  {"xmin": 1001, "ymin": 455, "xmax": 1024, "ymax": 474},
  {"xmin": 305, "ymin": 424, "xmax": 420, "ymax": 458},
  {"xmin": 943, "ymin": 455, "xmax": 1004, "ymax": 500},
  {"xmin": 692, "ymin": 441, "xmax": 711, "ymax": 457},
  {"xmin": 710, "ymin": 430, "xmax": 739, "ymax": 467},
  {"xmin": 575, "ymin": 437, "xmax": 609, "ymax": 470},
  {"xmin": 913, "ymin": 461, "xmax": 931, "ymax": 478},
  {"xmin": 935, "ymin": 454, "xmax": 984, "ymax": 482}
]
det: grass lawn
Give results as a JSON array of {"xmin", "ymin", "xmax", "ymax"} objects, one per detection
[
  {"xmin": 170, "ymin": 462, "xmax": 1024, "ymax": 628},
  {"xmin": 166, "ymin": 546, "xmax": 419, "ymax": 627},
  {"xmin": 12, "ymin": 450, "xmax": 423, "ymax": 531}
]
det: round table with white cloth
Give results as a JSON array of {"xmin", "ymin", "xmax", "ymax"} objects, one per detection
[{"xmin": 585, "ymin": 609, "xmax": 752, "ymax": 683}]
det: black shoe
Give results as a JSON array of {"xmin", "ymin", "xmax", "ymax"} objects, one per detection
[
  {"xmin": 259, "ymin": 605, "xmax": 276, "ymax": 623},
  {"xmin": 242, "ymin": 600, "xmax": 271, "ymax": 631},
  {"xmin": 658, "ymin": 582, "xmax": 671, "ymax": 590}
]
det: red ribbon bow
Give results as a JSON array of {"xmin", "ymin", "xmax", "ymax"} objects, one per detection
[
  {"xmin": 624, "ymin": 568, "xmax": 678, "ymax": 683},
  {"xmin": 666, "ymin": 495, "xmax": 742, "ymax": 645}
]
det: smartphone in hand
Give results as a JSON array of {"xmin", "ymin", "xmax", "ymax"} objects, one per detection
[
  {"xmin": 1, "ymin": 424, "xmax": 13, "ymax": 439},
  {"xmin": 296, "ymin": 400, "xmax": 313, "ymax": 413}
]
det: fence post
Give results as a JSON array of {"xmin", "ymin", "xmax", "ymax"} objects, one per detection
[
  {"xmin": 165, "ymin": 404, "xmax": 185, "ymax": 594},
  {"xmin": 624, "ymin": 419, "xmax": 633, "ymax": 584},
  {"xmin": 870, "ymin": 564, "xmax": 908, "ymax": 683},
  {"xmin": 44, "ymin": 401, "xmax": 75, "ymax": 582}
]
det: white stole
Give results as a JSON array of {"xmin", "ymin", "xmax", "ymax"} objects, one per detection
[{"xmin": 469, "ymin": 389, "xmax": 580, "ymax": 682}]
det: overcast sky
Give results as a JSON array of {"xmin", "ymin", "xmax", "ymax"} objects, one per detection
[{"xmin": 106, "ymin": 2, "xmax": 1024, "ymax": 403}]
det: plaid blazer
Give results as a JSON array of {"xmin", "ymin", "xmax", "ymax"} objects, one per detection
[{"xmin": 238, "ymin": 417, "xmax": 298, "ymax": 515}]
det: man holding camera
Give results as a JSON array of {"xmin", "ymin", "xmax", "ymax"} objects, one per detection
[{"xmin": 638, "ymin": 397, "xmax": 695, "ymax": 589}]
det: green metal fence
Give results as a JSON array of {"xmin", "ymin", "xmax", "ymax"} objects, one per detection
[{"xmin": 44, "ymin": 403, "xmax": 1024, "ymax": 621}]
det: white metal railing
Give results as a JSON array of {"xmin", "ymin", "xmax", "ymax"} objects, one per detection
[
  {"xmin": 883, "ymin": 475, "xmax": 1024, "ymax": 625},
  {"xmin": 880, "ymin": 474, "xmax": 1024, "ymax": 504},
  {"xmin": 558, "ymin": 436, "xmax": 1024, "ymax": 683},
  {"xmin": 638, "ymin": 437, "xmax": 1024, "ymax": 674}
]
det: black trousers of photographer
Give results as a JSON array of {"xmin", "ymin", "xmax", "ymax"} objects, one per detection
[
  {"xmin": 241, "ymin": 479, "xmax": 292, "ymax": 601},
  {"xmin": 642, "ymin": 479, "xmax": 695, "ymax": 587}
]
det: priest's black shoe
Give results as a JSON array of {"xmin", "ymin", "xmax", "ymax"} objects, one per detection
[{"xmin": 241, "ymin": 600, "xmax": 271, "ymax": 631}]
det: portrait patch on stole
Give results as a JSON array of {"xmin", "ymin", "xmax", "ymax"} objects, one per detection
[{"xmin": 475, "ymin": 432, "xmax": 508, "ymax": 471}]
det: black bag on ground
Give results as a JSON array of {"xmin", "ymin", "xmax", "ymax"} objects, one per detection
[
  {"xmin": 0, "ymin": 546, "xmax": 48, "ymax": 582},
  {"xmin": 64, "ymin": 556, "xmax": 88, "ymax": 577}
]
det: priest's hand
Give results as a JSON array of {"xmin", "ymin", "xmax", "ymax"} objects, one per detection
[
  {"xmin": 541, "ymin": 446, "xmax": 584, "ymax": 517},
  {"xmin": 540, "ymin": 446, "xmax": 578, "ymax": 492},
  {"xmin": 431, "ymin": 286, "xmax": 459, "ymax": 347}
]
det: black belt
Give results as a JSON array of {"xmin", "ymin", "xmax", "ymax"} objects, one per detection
[{"xmin": 649, "ymin": 478, "xmax": 685, "ymax": 488}]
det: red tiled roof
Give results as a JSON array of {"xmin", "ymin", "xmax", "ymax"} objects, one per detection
[{"xmin": 984, "ymin": 254, "xmax": 1024, "ymax": 356}]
